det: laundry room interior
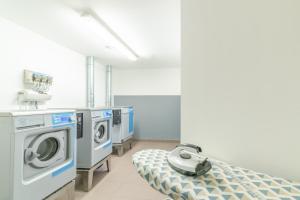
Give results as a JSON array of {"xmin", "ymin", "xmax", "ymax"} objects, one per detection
[{"xmin": 0, "ymin": 0, "xmax": 300, "ymax": 200}]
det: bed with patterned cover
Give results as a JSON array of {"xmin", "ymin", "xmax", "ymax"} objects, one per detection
[{"xmin": 132, "ymin": 149, "xmax": 300, "ymax": 200}]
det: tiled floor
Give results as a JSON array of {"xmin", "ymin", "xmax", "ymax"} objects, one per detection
[{"xmin": 75, "ymin": 140, "xmax": 178, "ymax": 200}]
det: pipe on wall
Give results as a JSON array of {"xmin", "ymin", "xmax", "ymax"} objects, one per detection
[
  {"xmin": 87, "ymin": 56, "xmax": 95, "ymax": 108},
  {"xmin": 106, "ymin": 64, "xmax": 112, "ymax": 107}
]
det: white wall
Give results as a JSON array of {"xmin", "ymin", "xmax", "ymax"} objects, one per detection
[
  {"xmin": 0, "ymin": 17, "xmax": 106, "ymax": 109},
  {"xmin": 181, "ymin": 0, "xmax": 300, "ymax": 181},
  {"xmin": 112, "ymin": 68, "xmax": 181, "ymax": 95}
]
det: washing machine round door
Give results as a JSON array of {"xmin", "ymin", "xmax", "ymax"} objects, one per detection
[
  {"xmin": 94, "ymin": 121, "xmax": 107, "ymax": 144},
  {"xmin": 24, "ymin": 131, "xmax": 66, "ymax": 168}
]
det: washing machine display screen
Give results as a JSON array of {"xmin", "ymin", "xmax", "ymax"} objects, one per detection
[
  {"xmin": 100, "ymin": 110, "xmax": 112, "ymax": 118},
  {"xmin": 52, "ymin": 113, "xmax": 74, "ymax": 125}
]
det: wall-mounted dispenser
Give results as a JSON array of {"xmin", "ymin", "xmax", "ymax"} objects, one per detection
[
  {"xmin": 18, "ymin": 70, "xmax": 53, "ymax": 109},
  {"xmin": 23, "ymin": 70, "xmax": 53, "ymax": 93}
]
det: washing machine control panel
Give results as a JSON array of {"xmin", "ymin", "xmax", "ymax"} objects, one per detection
[
  {"xmin": 101, "ymin": 110, "xmax": 112, "ymax": 119},
  {"xmin": 92, "ymin": 110, "xmax": 112, "ymax": 119},
  {"xmin": 52, "ymin": 112, "xmax": 76, "ymax": 125}
]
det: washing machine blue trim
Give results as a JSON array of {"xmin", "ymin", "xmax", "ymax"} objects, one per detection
[
  {"xmin": 129, "ymin": 110, "xmax": 134, "ymax": 133},
  {"xmin": 102, "ymin": 140, "xmax": 112, "ymax": 149},
  {"xmin": 52, "ymin": 123, "xmax": 76, "ymax": 129},
  {"xmin": 52, "ymin": 160, "xmax": 74, "ymax": 177}
]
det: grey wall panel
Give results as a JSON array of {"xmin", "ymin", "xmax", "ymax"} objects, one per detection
[{"xmin": 114, "ymin": 95, "xmax": 180, "ymax": 141}]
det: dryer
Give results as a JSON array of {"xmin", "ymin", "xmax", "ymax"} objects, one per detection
[
  {"xmin": 0, "ymin": 110, "xmax": 77, "ymax": 200},
  {"xmin": 76, "ymin": 108, "xmax": 113, "ymax": 169}
]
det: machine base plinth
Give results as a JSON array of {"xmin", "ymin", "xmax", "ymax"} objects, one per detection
[
  {"xmin": 44, "ymin": 180, "xmax": 75, "ymax": 200},
  {"xmin": 76, "ymin": 155, "xmax": 111, "ymax": 192},
  {"xmin": 113, "ymin": 137, "xmax": 134, "ymax": 156}
]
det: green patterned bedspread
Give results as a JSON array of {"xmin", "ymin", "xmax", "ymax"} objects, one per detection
[{"xmin": 132, "ymin": 149, "xmax": 300, "ymax": 200}]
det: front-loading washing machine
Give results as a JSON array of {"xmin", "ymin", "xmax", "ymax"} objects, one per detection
[
  {"xmin": 111, "ymin": 106, "xmax": 134, "ymax": 144},
  {"xmin": 0, "ymin": 110, "xmax": 77, "ymax": 200},
  {"xmin": 76, "ymin": 108, "xmax": 113, "ymax": 169}
]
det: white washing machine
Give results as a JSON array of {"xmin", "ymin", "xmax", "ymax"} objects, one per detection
[
  {"xmin": 111, "ymin": 106, "xmax": 134, "ymax": 144},
  {"xmin": 0, "ymin": 110, "xmax": 77, "ymax": 200},
  {"xmin": 76, "ymin": 108, "xmax": 113, "ymax": 169}
]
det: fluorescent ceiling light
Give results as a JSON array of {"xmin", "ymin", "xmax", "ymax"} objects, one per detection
[{"xmin": 80, "ymin": 9, "xmax": 139, "ymax": 61}]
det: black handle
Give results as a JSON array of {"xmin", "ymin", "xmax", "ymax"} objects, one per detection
[{"xmin": 177, "ymin": 143, "xmax": 202, "ymax": 153}]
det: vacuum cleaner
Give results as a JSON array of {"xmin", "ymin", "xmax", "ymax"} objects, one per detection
[{"xmin": 167, "ymin": 144, "xmax": 212, "ymax": 176}]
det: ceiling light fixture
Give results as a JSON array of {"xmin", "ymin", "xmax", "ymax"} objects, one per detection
[{"xmin": 80, "ymin": 9, "xmax": 139, "ymax": 61}]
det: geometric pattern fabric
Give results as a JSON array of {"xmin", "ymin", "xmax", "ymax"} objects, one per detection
[{"xmin": 132, "ymin": 149, "xmax": 300, "ymax": 200}]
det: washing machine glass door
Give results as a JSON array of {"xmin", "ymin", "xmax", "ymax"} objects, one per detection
[
  {"xmin": 94, "ymin": 121, "xmax": 108, "ymax": 144},
  {"xmin": 24, "ymin": 130, "xmax": 66, "ymax": 168}
]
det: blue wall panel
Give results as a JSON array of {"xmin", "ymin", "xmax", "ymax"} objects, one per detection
[{"xmin": 114, "ymin": 95, "xmax": 181, "ymax": 141}]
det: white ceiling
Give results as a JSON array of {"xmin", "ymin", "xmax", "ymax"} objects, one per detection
[{"xmin": 0, "ymin": 0, "xmax": 180, "ymax": 68}]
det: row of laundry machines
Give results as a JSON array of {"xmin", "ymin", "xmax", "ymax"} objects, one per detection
[{"xmin": 0, "ymin": 106, "xmax": 134, "ymax": 200}]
